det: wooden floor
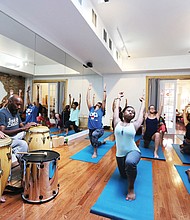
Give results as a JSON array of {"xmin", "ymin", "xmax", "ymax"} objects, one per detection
[{"xmin": 1, "ymin": 124, "xmax": 190, "ymax": 220}]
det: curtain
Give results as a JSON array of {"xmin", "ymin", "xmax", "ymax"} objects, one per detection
[
  {"xmin": 57, "ymin": 81, "xmax": 65, "ymax": 114},
  {"xmin": 148, "ymin": 78, "xmax": 160, "ymax": 110}
]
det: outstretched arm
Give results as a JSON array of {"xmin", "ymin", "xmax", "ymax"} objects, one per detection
[
  {"xmin": 112, "ymin": 99, "xmax": 116, "ymax": 112},
  {"xmin": 183, "ymin": 105, "xmax": 190, "ymax": 126},
  {"xmin": 92, "ymin": 93, "xmax": 95, "ymax": 106},
  {"xmin": 125, "ymin": 98, "xmax": 128, "ymax": 108},
  {"xmin": 36, "ymin": 85, "xmax": 40, "ymax": 107},
  {"xmin": 133, "ymin": 97, "xmax": 145, "ymax": 131},
  {"xmin": 69, "ymin": 94, "xmax": 72, "ymax": 108},
  {"xmin": 101, "ymin": 83, "xmax": 107, "ymax": 111},
  {"xmin": 26, "ymin": 85, "xmax": 31, "ymax": 105},
  {"xmin": 86, "ymin": 84, "xmax": 92, "ymax": 109},
  {"xmin": 18, "ymin": 89, "xmax": 22, "ymax": 98},
  {"xmin": 78, "ymin": 93, "xmax": 81, "ymax": 110},
  {"xmin": 113, "ymin": 92, "xmax": 124, "ymax": 128}
]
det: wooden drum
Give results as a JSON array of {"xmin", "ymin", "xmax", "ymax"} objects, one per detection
[
  {"xmin": 0, "ymin": 136, "xmax": 12, "ymax": 198},
  {"xmin": 26, "ymin": 126, "xmax": 50, "ymax": 151}
]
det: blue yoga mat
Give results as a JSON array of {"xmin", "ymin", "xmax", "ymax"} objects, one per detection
[
  {"xmin": 70, "ymin": 140, "xmax": 115, "ymax": 164},
  {"xmin": 134, "ymin": 135, "xmax": 142, "ymax": 142},
  {"xmin": 174, "ymin": 165, "xmax": 190, "ymax": 193},
  {"xmin": 49, "ymin": 127, "xmax": 60, "ymax": 133},
  {"xmin": 138, "ymin": 140, "xmax": 165, "ymax": 160},
  {"xmin": 172, "ymin": 144, "xmax": 190, "ymax": 164},
  {"xmin": 50, "ymin": 130, "xmax": 76, "ymax": 137},
  {"xmin": 85, "ymin": 131, "xmax": 113, "ymax": 140},
  {"xmin": 90, "ymin": 160, "xmax": 154, "ymax": 220}
]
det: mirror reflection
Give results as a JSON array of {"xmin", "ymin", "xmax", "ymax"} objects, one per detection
[{"xmin": 0, "ymin": 11, "xmax": 103, "ymax": 131}]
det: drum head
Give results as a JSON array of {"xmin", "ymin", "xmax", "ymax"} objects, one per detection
[
  {"xmin": 29, "ymin": 126, "xmax": 49, "ymax": 133},
  {"xmin": 22, "ymin": 150, "xmax": 60, "ymax": 162},
  {"xmin": 0, "ymin": 136, "xmax": 12, "ymax": 147}
]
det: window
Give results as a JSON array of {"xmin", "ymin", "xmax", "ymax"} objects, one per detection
[
  {"xmin": 92, "ymin": 9, "xmax": 97, "ymax": 27},
  {"xmin": 116, "ymin": 50, "xmax": 119, "ymax": 60},
  {"xmin": 109, "ymin": 38, "xmax": 112, "ymax": 50},
  {"xmin": 103, "ymin": 29, "xmax": 107, "ymax": 43},
  {"xmin": 78, "ymin": 0, "xmax": 82, "ymax": 5}
]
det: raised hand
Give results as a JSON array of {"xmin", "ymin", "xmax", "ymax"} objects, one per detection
[
  {"xmin": 10, "ymin": 89, "xmax": 14, "ymax": 95},
  {"xmin": 118, "ymin": 92, "xmax": 124, "ymax": 99},
  {"xmin": 88, "ymin": 83, "xmax": 92, "ymax": 90}
]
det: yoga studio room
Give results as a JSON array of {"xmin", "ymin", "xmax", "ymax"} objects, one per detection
[{"xmin": 0, "ymin": 1, "xmax": 190, "ymax": 220}]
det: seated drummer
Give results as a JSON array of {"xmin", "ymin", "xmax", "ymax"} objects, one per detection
[{"xmin": 0, "ymin": 94, "xmax": 36, "ymax": 183}]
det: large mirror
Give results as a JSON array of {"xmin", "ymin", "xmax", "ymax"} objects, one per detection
[{"xmin": 0, "ymin": 11, "xmax": 103, "ymax": 129}]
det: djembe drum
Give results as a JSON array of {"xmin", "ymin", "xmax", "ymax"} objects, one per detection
[{"xmin": 25, "ymin": 126, "xmax": 50, "ymax": 151}]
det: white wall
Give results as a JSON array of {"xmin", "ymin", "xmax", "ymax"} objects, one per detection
[
  {"xmin": 31, "ymin": 70, "xmax": 190, "ymax": 127},
  {"xmin": 103, "ymin": 73, "xmax": 146, "ymax": 126}
]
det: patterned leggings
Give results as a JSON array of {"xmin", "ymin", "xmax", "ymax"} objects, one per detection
[{"xmin": 89, "ymin": 128, "xmax": 104, "ymax": 148}]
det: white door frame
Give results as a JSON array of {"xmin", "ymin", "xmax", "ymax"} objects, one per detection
[{"xmin": 160, "ymin": 80, "xmax": 177, "ymax": 134}]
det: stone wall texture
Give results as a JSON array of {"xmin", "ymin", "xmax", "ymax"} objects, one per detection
[{"xmin": 0, "ymin": 72, "xmax": 25, "ymax": 102}]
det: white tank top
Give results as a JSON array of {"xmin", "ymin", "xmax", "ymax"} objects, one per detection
[{"xmin": 114, "ymin": 122, "xmax": 140, "ymax": 157}]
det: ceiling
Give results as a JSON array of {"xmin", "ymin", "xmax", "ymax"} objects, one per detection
[{"xmin": 0, "ymin": 0, "xmax": 190, "ymax": 75}]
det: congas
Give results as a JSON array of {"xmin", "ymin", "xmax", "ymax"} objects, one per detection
[
  {"xmin": 26, "ymin": 126, "xmax": 50, "ymax": 151},
  {"xmin": 0, "ymin": 136, "xmax": 12, "ymax": 198},
  {"xmin": 22, "ymin": 150, "xmax": 60, "ymax": 203}
]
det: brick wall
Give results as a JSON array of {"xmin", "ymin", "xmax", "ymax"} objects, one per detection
[{"xmin": 0, "ymin": 72, "xmax": 25, "ymax": 102}]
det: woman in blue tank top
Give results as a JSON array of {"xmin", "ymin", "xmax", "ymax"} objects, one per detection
[{"xmin": 113, "ymin": 92, "xmax": 145, "ymax": 201}]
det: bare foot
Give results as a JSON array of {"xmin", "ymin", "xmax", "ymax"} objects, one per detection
[
  {"xmin": 154, "ymin": 152, "xmax": 159, "ymax": 158},
  {"xmin": 92, "ymin": 152, "xmax": 97, "ymax": 158},
  {"xmin": 126, "ymin": 188, "xmax": 136, "ymax": 201},
  {"xmin": 0, "ymin": 196, "xmax": 6, "ymax": 203}
]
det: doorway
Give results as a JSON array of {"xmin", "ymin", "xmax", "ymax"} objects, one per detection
[
  {"xmin": 146, "ymin": 76, "xmax": 190, "ymax": 134},
  {"xmin": 33, "ymin": 81, "xmax": 66, "ymax": 118}
]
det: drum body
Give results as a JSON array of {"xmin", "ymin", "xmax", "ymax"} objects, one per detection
[
  {"xmin": 22, "ymin": 150, "xmax": 60, "ymax": 203},
  {"xmin": 0, "ymin": 136, "xmax": 12, "ymax": 197},
  {"xmin": 26, "ymin": 126, "xmax": 50, "ymax": 151}
]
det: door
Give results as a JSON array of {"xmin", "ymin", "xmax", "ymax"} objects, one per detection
[
  {"xmin": 160, "ymin": 80, "xmax": 177, "ymax": 134},
  {"xmin": 48, "ymin": 83, "xmax": 58, "ymax": 117}
]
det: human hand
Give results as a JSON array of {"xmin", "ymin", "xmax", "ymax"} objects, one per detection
[
  {"xmin": 118, "ymin": 92, "xmax": 124, "ymax": 99},
  {"xmin": 139, "ymin": 97, "xmax": 145, "ymax": 102},
  {"xmin": 104, "ymin": 83, "xmax": 106, "ymax": 91},
  {"xmin": 10, "ymin": 89, "xmax": 14, "ymax": 95},
  {"xmin": 88, "ymin": 83, "xmax": 92, "ymax": 90},
  {"xmin": 27, "ymin": 85, "xmax": 30, "ymax": 92},
  {"xmin": 0, "ymin": 131, "xmax": 5, "ymax": 139}
]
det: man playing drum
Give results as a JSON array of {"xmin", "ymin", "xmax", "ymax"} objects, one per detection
[{"xmin": 0, "ymin": 94, "xmax": 36, "ymax": 184}]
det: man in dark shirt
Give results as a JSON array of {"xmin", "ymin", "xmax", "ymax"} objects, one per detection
[{"xmin": 0, "ymin": 94, "xmax": 36, "ymax": 168}]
